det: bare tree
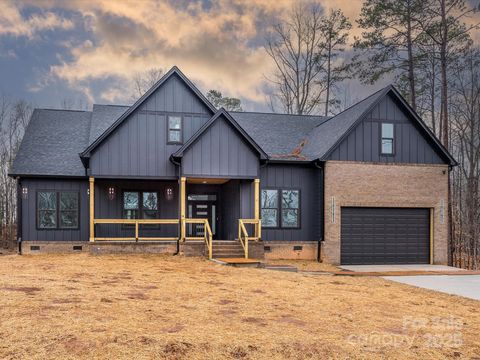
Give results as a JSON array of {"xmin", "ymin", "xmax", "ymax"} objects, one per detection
[
  {"xmin": 420, "ymin": 0, "xmax": 478, "ymax": 149},
  {"xmin": 450, "ymin": 46, "xmax": 480, "ymax": 269},
  {"xmin": 317, "ymin": 9, "xmax": 353, "ymax": 116},
  {"xmin": 265, "ymin": 2, "xmax": 326, "ymax": 114},
  {"xmin": 0, "ymin": 95, "xmax": 31, "ymax": 248},
  {"xmin": 131, "ymin": 67, "xmax": 164, "ymax": 100}
]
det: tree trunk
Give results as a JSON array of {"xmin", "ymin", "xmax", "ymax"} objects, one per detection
[{"xmin": 406, "ymin": 1, "xmax": 417, "ymax": 110}]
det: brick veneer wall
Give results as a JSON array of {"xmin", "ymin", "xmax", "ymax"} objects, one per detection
[
  {"xmin": 323, "ymin": 161, "xmax": 449, "ymax": 265},
  {"xmin": 264, "ymin": 241, "xmax": 318, "ymax": 260}
]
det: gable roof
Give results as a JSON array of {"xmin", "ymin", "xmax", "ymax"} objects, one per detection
[
  {"xmin": 80, "ymin": 66, "xmax": 217, "ymax": 159},
  {"xmin": 303, "ymin": 85, "xmax": 457, "ymax": 166},
  {"xmin": 10, "ymin": 109, "xmax": 92, "ymax": 177},
  {"xmin": 172, "ymin": 108, "xmax": 268, "ymax": 160},
  {"xmin": 303, "ymin": 86, "xmax": 389, "ymax": 160}
]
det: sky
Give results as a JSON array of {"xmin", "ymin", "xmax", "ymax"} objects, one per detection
[{"xmin": 0, "ymin": 0, "xmax": 478, "ymax": 113}]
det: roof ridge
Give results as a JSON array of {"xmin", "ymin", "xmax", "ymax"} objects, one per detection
[
  {"xmin": 230, "ymin": 110, "xmax": 328, "ymax": 118},
  {"xmin": 313, "ymin": 85, "xmax": 392, "ymax": 128},
  {"xmin": 36, "ymin": 108, "xmax": 91, "ymax": 113},
  {"xmin": 93, "ymin": 104, "xmax": 131, "ymax": 108}
]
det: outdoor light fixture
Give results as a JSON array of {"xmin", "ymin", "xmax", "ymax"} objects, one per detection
[
  {"xmin": 108, "ymin": 187, "xmax": 116, "ymax": 201},
  {"xmin": 21, "ymin": 187, "xmax": 28, "ymax": 199},
  {"xmin": 165, "ymin": 187, "xmax": 174, "ymax": 201}
]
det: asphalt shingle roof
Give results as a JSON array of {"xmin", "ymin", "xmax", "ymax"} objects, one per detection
[
  {"xmin": 11, "ymin": 85, "xmax": 417, "ymax": 177},
  {"xmin": 89, "ymin": 104, "xmax": 129, "ymax": 145},
  {"xmin": 231, "ymin": 112, "xmax": 328, "ymax": 160},
  {"xmin": 11, "ymin": 109, "xmax": 92, "ymax": 176}
]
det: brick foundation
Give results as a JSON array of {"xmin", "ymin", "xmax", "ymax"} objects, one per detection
[
  {"xmin": 89, "ymin": 241, "xmax": 177, "ymax": 255},
  {"xmin": 21, "ymin": 241, "xmax": 88, "ymax": 254},
  {"xmin": 323, "ymin": 161, "xmax": 449, "ymax": 265},
  {"xmin": 263, "ymin": 241, "xmax": 318, "ymax": 260}
]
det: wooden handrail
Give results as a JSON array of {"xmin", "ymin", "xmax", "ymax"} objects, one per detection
[
  {"xmin": 238, "ymin": 219, "xmax": 261, "ymax": 259},
  {"xmin": 92, "ymin": 218, "xmax": 180, "ymax": 242},
  {"xmin": 184, "ymin": 218, "xmax": 213, "ymax": 259}
]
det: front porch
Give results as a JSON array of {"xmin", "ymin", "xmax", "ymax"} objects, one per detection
[{"xmin": 88, "ymin": 176, "xmax": 262, "ymax": 259}]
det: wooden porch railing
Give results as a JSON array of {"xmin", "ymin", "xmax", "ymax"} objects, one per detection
[
  {"xmin": 238, "ymin": 219, "xmax": 261, "ymax": 259},
  {"xmin": 92, "ymin": 219, "xmax": 180, "ymax": 241},
  {"xmin": 183, "ymin": 218, "xmax": 213, "ymax": 259}
]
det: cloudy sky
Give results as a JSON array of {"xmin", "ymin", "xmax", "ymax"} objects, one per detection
[{"xmin": 0, "ymin": 0, "xmax": 478, "ymax": 112}]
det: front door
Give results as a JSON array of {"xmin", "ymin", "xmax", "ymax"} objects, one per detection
[{"xmin": 187, "ymin": 194, "xmax": 218, "ymax": 239}]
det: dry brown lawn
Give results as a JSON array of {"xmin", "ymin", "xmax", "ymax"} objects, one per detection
[{"xmin": 0, "ymin": 254, "xmax": 479, "ymax": 359}]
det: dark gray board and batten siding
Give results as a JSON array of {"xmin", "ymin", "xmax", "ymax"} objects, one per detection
[
  {"xmin": 181, "ymin": 115, "xmax": 260, "ymax": 178},
  {"xmin": 94, "ymin": 180, "xmax": 179, "ymax": 238},
  {"xmin": 328, "ymin": 94, "xmax": 445, "ymax": 164},
  {"xmin": 89, "ymin": 73, "xmax": 212, "ymax": 178},
  {"xmin": 259, "ymin": 164, "xmax": 321, "ymax": 242},
  {"xmin": 20, "ymin": 178, "xmax": 89, "ymax": 241}
]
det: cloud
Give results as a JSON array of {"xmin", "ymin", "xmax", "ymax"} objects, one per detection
[
  {"xmin": 25, "ymin": 0, "xmax": 297, "ymax": 105},
  {"xmin": 0, "ymin": 1, "xmax": 74, "ymax": 39}
]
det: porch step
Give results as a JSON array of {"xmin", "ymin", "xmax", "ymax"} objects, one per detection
[{"xmin": 212, "ymin": 240, "xmax": 246, "ymax": 258}]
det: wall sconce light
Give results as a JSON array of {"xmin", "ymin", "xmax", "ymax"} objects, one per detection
[
  {"xmin": 165, "ymin": 187, "xmax": 174, "ymax": 201},
  {"xmin": 108, "ymin": 187, "xmax": 116, "ymax": 201},
  {"xmin": 22, "ymin": 187, "xmax": 28, "ymax": 199}
]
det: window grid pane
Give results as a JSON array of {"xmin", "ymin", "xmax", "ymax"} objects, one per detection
[
  {"xmin": 38, "ymin": 191, "xmax": 57, "ymax": 229},
  {"xmin": 261, "ymin": 190, "xmax": 279, "ymax": 228},
  {"xmin": 281, "ymin": 190, "xmax": 299, "ymax": 227},
  {"xmin": 124, "ymin": 192, "xmax": 139, "ymax": 210},
  {"xmin": 59, "ymin": 192, "xmax": 78, "ymax": 229}
]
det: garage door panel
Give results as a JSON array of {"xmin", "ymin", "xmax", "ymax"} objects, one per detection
[{"xmin": 341, "ymin": 207, "xmax": 430, "ymax": 265}]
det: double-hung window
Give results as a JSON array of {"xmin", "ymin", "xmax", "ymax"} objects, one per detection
[
  {"xmin": 281, "ymin": 190, "xmax": 300, "ymax": 228},
  {"xmin": 261, "ymin": 189, "xmax": 300, "ymax": 228},
  {"xmin": 261, "ymin": 190, "xmax": 279, "ymax": 227},
  {"xmin": 381, "ymin": 123, "xmax": 394, "ymax": 155},
  {"xmin": 37, "ymin": 191, "xmax": 79, "ymax": 229},
  {"xmin": 123, "ymin": 191, "xmax": 158, "ymax": 220},
  {"xmin": 168, "ymin": 116, "xmax": 182, "ymax": 144}
]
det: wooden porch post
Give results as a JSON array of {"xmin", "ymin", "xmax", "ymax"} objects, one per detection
[
  {"xmin": 254, "ymin": 179, "xmax": 260, "ymax": 220},
  {"xmin": 180, "ymin": 177, "xmax": 186, "ymax": 241},
  {"xmin": 89, "ymin": 177, "xmax": 94, "ymax": 242}
]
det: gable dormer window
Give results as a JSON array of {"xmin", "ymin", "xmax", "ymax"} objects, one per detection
[
  {"xmin": 168, "ymin": 116, "xmax": 182, "ymax": 144},
  {"xmin": 381, "ymin": 123, "xmax": 394, "ymax": 155}
]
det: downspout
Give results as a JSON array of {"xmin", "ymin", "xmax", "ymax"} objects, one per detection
[
  {"xmin": 314, "ymin": 160, "xmax": 324, "ymax": 262},
  {"xmin": 16, "ymin": 178, "xmax": 22, "ymax": 255}
]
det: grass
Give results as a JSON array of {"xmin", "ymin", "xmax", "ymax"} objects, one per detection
[{"xmin": 0, "ymin": 254, "xmax": 479, "ymax": 359}]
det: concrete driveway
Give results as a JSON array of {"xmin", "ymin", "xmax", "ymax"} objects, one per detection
[
  {"xmin": 384, "ymin": 275, "xmax": 480, "ymax": 301},
  {"xmin": 340, "ymin": 264, "xmax": 464, "ymax": 272}
]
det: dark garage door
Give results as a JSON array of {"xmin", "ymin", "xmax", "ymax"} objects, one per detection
[{"xmin": 341, "ymin": 207, "xmax": 430, "ymax": 265}]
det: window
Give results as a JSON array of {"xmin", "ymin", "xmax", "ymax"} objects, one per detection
[
  {"xmin": 168, "ymin": 116, "xmax": 182, "ymax": 143},
  {"xmin": 381, "ymin": 123, "xmax": 394, "ymax": 155},
  {"xmin": 142, "ymin": 192, "xmax": 158, "ymax": 219},
  {"xmin": 37, "ymin": 191, "xmax": 79, "ymax": 229},
  {"xmin": 59, "ymin": 192, "xmax": 79, "ymax": 228},
  {"xmin": 261, "ymin": 190, "xmax": 278, "ymax": 228},
  {"xmin": 123, "ymin": 191, "xmax": 139, "ymax": 219},
  {"xmin": 37, "ymin": 191, "xmax": 57, "ymax": 229},
  {"xmin": 281, "ymin": 190, "xmax": 300, "ymax": 228},
  {"xmin": 261, "ymin": 189, "xmax": 300, "ymax": 229},
  {"xmin": 123, "ymin": 191, "xmax": 159, "ymax": 220}
]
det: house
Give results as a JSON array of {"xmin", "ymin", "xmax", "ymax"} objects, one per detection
[{"xmin": 9, "ymin": 66, "xmax": 456, "ymax": 265}]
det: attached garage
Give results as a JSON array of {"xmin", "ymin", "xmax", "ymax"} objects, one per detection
[{"xmin": 340, "ymin": 207, "xmax": 430, "ymax": 265}]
